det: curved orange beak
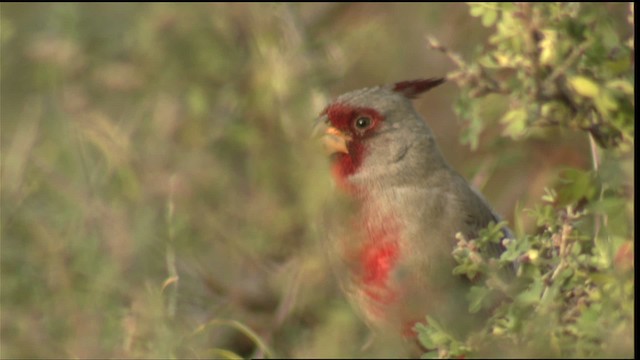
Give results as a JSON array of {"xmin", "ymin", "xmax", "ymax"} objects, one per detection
[
  {"xmin": 323, "ymin": 126, "xmax": 351, "ymax": 155},
  {"xmin": 313, "ymin": 119, "xmax": 351, "ymax": 155}
]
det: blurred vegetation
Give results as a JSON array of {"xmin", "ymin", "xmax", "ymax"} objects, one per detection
[{"xmin": 0, "ymin": 3, "xmax": 633, "ymax": 359}]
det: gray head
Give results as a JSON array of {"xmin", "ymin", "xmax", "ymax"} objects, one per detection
[{"xmin": 317, "ymin": 79, "xmax": 447, "ymax": 186}]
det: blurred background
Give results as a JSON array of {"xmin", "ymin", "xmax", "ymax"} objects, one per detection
[{"xmin": 0, "ymin": 3, "xmax": 615, "ymax": 358}]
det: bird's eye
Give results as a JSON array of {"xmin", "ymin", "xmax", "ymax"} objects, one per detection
[{"xmin": 354, "ymin": 116, "xmax": 372, "ymax": 130}]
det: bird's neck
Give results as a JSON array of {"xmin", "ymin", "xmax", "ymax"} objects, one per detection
[{"xmin": 334, "ymin": 136, "xmax": 448, "ymax": 196}]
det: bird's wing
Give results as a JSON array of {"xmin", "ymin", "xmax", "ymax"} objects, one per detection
[{"xmin": 454, "ymin": 174, "xmax": 513, "ymax": 260}]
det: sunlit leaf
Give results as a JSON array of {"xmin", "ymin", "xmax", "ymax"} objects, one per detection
[{"xmin": 569, "ymin": 76, "xmax": 600, "ymax": 98}]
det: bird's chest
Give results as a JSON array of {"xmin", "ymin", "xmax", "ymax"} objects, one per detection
[
  {"xmin": 339, "ymin": 194, "xmax": 414, "ymax": 320},
  {"xmin": 338, "ymin": 187, "xmax": 460, "ymax": 329}
]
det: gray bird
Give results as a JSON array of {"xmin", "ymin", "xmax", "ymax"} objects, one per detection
[{"xmin": 315, "ymin": 79, "xmax": 512, "ymax": 342}]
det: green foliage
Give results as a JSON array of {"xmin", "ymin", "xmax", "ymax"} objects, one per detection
[
  {"xmin": 421, "ymin": 196, "xmax": 633, "ymax": 357},
  {"xmin": 416, "ymin": 317, "xmax": 470, "ymax": 359},
  {"xmin": 439, "ymin": 3, "xmax": 635, "ymax": 150},
  {"xmin": 417, "ymin": 3, "xmax": 634, "ymax": 358}
]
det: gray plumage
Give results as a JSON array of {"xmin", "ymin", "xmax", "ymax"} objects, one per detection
[{"xmin": 320, "ymin": 80, "xmax": 512, "ymax": 340}]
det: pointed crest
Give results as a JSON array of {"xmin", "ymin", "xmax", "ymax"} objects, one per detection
[{"xmin": 392, "ymin": 78, "xmax": 446, "ymax": 99}]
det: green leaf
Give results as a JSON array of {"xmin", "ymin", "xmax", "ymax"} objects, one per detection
[
  {"xmin": 594, "ymin": 91, "xmax": 618, "ymax": 114},
  {"xmin": 430, "ymin": 331, "xmax": 450, "ymax": 346},
  {"xmin": 604, "ymin": 56, "xmax": 632, "ymax": 76},
  {"xmin": 515, "ymin": 278, "xmax": 543, "ymax": 306},
  {"xmin": 468, "ymin": 3, "xmax": 486, "ymax": 17},
  {"xmin": 501, "ymin": 108, "xmax": 527, "ymax": 138},
  {"xmin": 556, "ymin": 168, "xmax": 597, "ymax": 205},
  {"xmin": 425, "ymin": 316, "xmax": 445, "ymax": 333},
  {"xmin": 541, "ymin": 188, "xmax": 557, "ymax": 203},
  {"xmin": 606, "ymin": 79, "xmax": 634, "ymax": 95},
  {"xmin": 569, "ymin": 76, "xmax": 600, "ymax": 98},
  {"xmin": 539, "ymin": 29, "xmax": 558, "ymax": 65},
  {"xmin": 418, "ymin": 330, "xmax": 436, "ymax": 350},
  {"xmin": 482, "ymin": 10, "xmax": 498, "ymax": 27},
  {"xmin": 541, "ymin": 101, "xmax": 571, "ymax": 123},
  {"xmin": 467, "ymin": 285, "xmax": 491, "ymax": 313},
  {"xmin": 588, "ymin": 197, "xmax": 625, "ymax": 215}
]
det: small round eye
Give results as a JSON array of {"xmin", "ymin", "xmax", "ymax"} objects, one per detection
[{"xmin": 354, "ymin": 116, "xmax": 372, "ymax": 130}]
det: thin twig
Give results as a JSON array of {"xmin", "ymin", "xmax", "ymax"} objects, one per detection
[
  {"xmin": 588, "ymin": 133, "xmax": 608, "ymax": 242},
  {"xmin": 426, "ymin": 35, "xmax": 467, "ymax": 70},
  {"xmin": 540, "ymin": 210, "xmax": 574, "ymax": 303},
  {"xmin": 544, "ymin": 42, "xmax": 591, "ymax": 87}
]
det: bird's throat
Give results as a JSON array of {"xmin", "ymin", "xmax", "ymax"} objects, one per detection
[{"xmin": 330, "ymin": 142, "xmax": 366, "ymax": 193}]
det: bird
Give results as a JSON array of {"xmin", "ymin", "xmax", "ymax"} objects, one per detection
[{"xmin": 314, "ymin": 78, "xmax": 511, "ymax": 345}]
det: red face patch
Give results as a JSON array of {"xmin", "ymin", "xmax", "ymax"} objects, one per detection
[
  {"xmin": 321, "ymin": 103, "xmax": 384, "ymax": 183},
  {"xmin": 321, "ymin": 103, "xmax": 383, "ymax": 135}
]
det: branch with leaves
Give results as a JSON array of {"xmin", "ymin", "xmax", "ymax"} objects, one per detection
[{"xmin": 429, "ymin": 3, "xmax": 634, "ymax": 150}]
